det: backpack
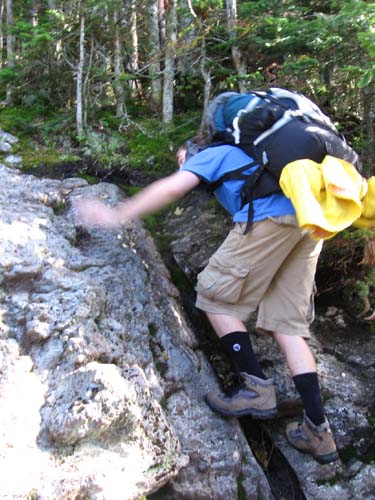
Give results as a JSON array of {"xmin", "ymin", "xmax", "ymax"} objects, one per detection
[
  {"xmin": 204, "ymin": 87, "xmax": 361, "ymax": 233},
  {"xmin": 205, "ymin": 88, "xmax": 338, "ymax": 146}
]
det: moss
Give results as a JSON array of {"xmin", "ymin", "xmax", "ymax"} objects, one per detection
[
  {"xmin": 154, "ymin": 360, "xmax": 169, "ymax": 378},
  {"xmin": 362, "ymin": 450, "xmax": 375, "ymax": 464},
  {"xmin": 148, "ymin": 323, "xmax": 158, "ymax": 337},
  {"xmin": 148, "ymin": 323, "xmax": 169, "ymax": 377},
  {"xmin": 237, "ymin": 472, "xmax": 246, "ymax": 500},
  {"xmin": 146, "ymin": 452, "xmax": 175, "ymax": 475},
  {"xmin": 169, "ymin": 265, "xmax": 194, "ymax": 295},
  {"xmin": 144, "ymin": 214, "xmax": 158, "ymax": 234},
  {"xmin": 145, "ymin": 209, "xmax": 193, "ymax": 296},
  {"xmin": 79, "ymin": 173, "xmax": 98, "ymax": 184},
  {"xmin": 52, "ymin": 200, "xmax": 66, "ymax": 215},
  {"xmin": 14, "ymin": 142, "xmax": 79, "ymax": 172},
  {"xmin": 339, "ymin": 444, "xmax": 357, "ymax": 463},
  {"xmin": 207, "ymin": 197, "xmax": 219, "ymax": 210},
  {"xmin": 339, "ymin": 443, "xmax": 375, "ymax": 465},
  {"xmin": 144, "ymin": 202, "xmax": 179, "ymax": 246},
  {"xmin": 121, "ymin": 184, "xmax": 141, "ymax": 196},
  {"xmin": 0, "ymin": 106, "xmax": 46, "ymax": 136},
  {"xmin": 124, "ymin": 111, "xmax": 201, "ymax": 176},
  {"xmin": 3, "ymin": 131, "xmax": 81, "ymax": 176},
  {"xmin": 316, "ymin": 475, "xmax": 340, "ymax": 486},
  {"xmin": 159, "ymin": 396, "xmax": 168, "ymax": 409}
]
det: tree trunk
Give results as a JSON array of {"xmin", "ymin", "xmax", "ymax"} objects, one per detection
[
  {"xmin": 5, "ymin": 0, "xmax": 14, "ymax": 105},
  {"xmin": 148, "ymin": 0, "xmax": 162, "ymax": 109},
  {"xmin": 128, "ymin": 0, "xmax": 139, "ymax": 94},
  {"xmin": 162, "ymin": 0, "xmax": 177, "ymax": 125},
  {"xmin": 76, "ymin": 14, "xmax": 85, "ymax": 135},
  {"xmin": 159, "ymin": 0, "xmax": 166, "ymax": 44},
  {"xmin": 113, "ymin": 4, "xmax": 125, "ymax": 117},
  {"xmin": 0, "ymin": 1, "xmax": 4, "ymax": 70},
  {"xmin": 199, "ymin": 39, "xmax": 212, "ymax": 135},
  {"xmin": 226, "ymin": 0, "xmax": 247, "ymax": 92},
  {"xmin": 362, "ymin": 87, "xmax": 375, "ymax": 172},
  {"xmin": 30, "ymin": 0, "xmax": 39, "ymax": 27}
]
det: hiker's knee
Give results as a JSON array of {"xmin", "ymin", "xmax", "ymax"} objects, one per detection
[{"xmin": 273, "ymin": 331, "xmax": 308, "ymax": 348}]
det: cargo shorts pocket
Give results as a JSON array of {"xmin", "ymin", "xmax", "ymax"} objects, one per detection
[{"xmin": 196, "ymin": 256, "xmax": 249, "ymax": 304}]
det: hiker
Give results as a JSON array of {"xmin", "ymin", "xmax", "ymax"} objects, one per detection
[
  {"xmin": 74, "ymin": 88, "xmax": 366, "ymax": 465},
  {"xmin": 74, "ymin": 139, "xmax": 339, "ymax": 465}
]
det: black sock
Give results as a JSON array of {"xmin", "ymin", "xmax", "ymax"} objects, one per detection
[
  {"xmin": 293, "ymin": 372, "xmax": 325, "ymax": 426},
  {"xmin": 220, "ymin": 331, "xmax": 266, "ymax": 379}
]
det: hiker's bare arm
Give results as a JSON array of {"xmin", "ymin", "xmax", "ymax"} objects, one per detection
[{"xmin": 74, "ymin": 170, "xmax": 201, "ymax": 228}]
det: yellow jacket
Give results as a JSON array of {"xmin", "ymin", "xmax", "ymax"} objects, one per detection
[{"xmin": 279, "ymin": 155, "xmax": 375, "ymax": 239}]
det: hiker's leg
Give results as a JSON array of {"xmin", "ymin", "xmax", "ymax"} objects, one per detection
[
  {"xmin": 256, "ymin": 230, "xmax": 326, "ymax": 426},
  {"xmin": 255, "ymin": 230, "xmax": 327, "ymax": 426},
  {"xmin": 196, "ymin": 219, "xmax": 306, "ymax": 323},
  {"xmin": 195, "ymin": 220, "xmax": 302, "ymax": 418},
  {"xmin": 273, "ymin": 332, "xmax": 316, "ymax": 376},
  {"xmin": 275, "ymin": 331, "xmax": 338, "ymax": 464},
  {"xmin": 204, "ymin": 311, "xmax": 276, "ymax": 419},
  {"xmin": 196, "ymin": 219, "xmax": 306, "ymax": 378},
  {"xmin": 273, "ymin": 332, "xmax": 324, "ymax": 425},
  {"xmin": 206, "ymin": 312, "xmax": 265, "ymax": 379},
  {"xmin": 205, "ymin": 312, "xmax": 246, "ymax": 337}
]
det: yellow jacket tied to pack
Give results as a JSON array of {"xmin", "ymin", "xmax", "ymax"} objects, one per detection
[{"xmin": 279, "ymin": 156, "xmax": 375, "ymax": 240}]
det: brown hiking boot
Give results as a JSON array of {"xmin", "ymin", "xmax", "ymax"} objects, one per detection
[
  {"xmin": 205, "ymin": 372, "xmax": 277, "ymax": 419},
  {"xmin": 286, "ymin": 412, "xmax": 339, "ymax": 464}
]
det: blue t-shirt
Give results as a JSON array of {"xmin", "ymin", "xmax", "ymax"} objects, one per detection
[{"xmin": 181, "ymin": 144, "xmax": 295, "ymax": 223}]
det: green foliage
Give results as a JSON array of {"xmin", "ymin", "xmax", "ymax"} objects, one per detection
[
  {"xmin": 0, "ymin": 67, "xmax": 20, "ymax": 85},
  {"xmin": 318, "ymin": 228, "xmax": 375, "ymax": 314},
  {"xmin": 339, "ymin": 443, "xmax": 375, "ymax": 464},
  {"xmin": 0, "ymin": 106, "xmax": 42, "ymax": 135},
  {"xmin": 358, "ymin": 68, "xmax": 375, "ymax": 89},
  {"xmin": 121, "ymin": 185, "xmax": 141, "ymax": 196},
  {"xmin": 0, "ymin": 105, "xmax": 76, "ymax": 144},
  {"xmin": 127, "ymin": 127, "xmax": 170, "ymax": 170},
  {"xmin": 123, "ymin": 111, "xmax": 201, "ymax": 175},
  {"xmin": 78, "ymin": 128, "xmax": 125, "ymax": 171},
  {"xmin": 0, "ymin": 0, "xmax": 374, "ymax": 173}
]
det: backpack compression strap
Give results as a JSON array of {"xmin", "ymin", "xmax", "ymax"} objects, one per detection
[{"xmin": 241, "ymin": 165, "xmax": 267, "ymax": 234}]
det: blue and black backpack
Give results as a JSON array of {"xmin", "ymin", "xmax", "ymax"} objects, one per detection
[{"xmin": 202, "ymin": 87, "xmax": 362, "ymax": 232}]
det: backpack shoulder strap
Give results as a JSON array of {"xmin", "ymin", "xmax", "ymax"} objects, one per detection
[{"xmin": 209, "ymin": 160, "xmax": 258, "ymax": 191}]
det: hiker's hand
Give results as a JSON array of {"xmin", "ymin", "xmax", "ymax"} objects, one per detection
[{"xmin": 73, "ymin": 198, "xmax": 123, "ymax": 229}]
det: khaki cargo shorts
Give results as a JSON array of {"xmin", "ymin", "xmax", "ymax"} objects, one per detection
[{"xmin": 195, "ymin": 216, "xmax": 323, "ymax": 337}]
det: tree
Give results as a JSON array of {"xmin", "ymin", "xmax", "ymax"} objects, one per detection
[
  {"xmin": 112, "ymin": 1, "xmax": 125, "ymax": 117},
  {"xmin": 128, "ymin": 0, "xmax": 139, "ymax": 93},
  {"xmin": 148, "ymin": 0, "xmax": 162, "ymax": 109},
  {"xmin": 0, "ymin": 1, "xmax": 4, "ymax": 70},
  {"xmin": 226, "ymin": 0, "xmax": 246, "ymax": 92},
  {"xmin": 5, "ymin": 0, "xmax": 14, "ymax": 104},
  {"xmin": 162, "ymin": 0, "xmax": 177, "ymax": 124},
  {"xmin": 76, "ymin": 10, "xmax": 85, "ymax": 135}
]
